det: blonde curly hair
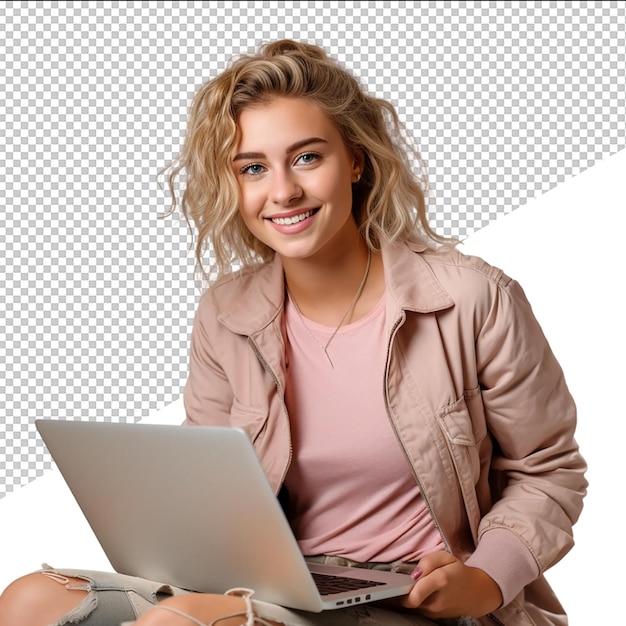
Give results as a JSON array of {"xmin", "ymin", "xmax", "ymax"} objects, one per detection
[{"xmin": 163, "ymin": 39, "xmax": 444, "ymax": 284}]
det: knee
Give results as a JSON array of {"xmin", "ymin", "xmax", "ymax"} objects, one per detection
[
  {"xmin": 0, "ymin": 573, "xmax": 44, "ymax": 616},
  {"xmin": 0, "ymin": 571, "xmax": 89, "ymax": 626}
]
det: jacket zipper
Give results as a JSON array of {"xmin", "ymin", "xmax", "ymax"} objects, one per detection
[
  {"xmin": 383, "ymin": 312, "xmax": 451, "ymax": 553},
  {"xmin": 248, "ymin": 335, "xmax": 293, "ymax": 492},
  {"xmin": 386, "ymin": 316, "xmax": 506, "ymax": 626}
]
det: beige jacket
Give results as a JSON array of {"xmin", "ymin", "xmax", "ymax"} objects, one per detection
[{"xmin": 184, "ymin": 237, "xmax": 587, "ymax": 626}]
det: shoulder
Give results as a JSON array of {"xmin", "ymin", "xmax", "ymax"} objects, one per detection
[
  {"xmin": 203, "ymin": 262, "xmax": 266, "ymax": 302},
  {"xmin": 420, "ymin": 245, "xmax": 538, "ymax": 335},
  {"xmin": 396, "ymin": 236, "xmax": 515, "ymax": 293},
  {"xmin": 396, "ymin": 238, "xmax": 525, "ymax": 322},
  {"xmin": 195, "ymin": 256, "xmax": 284, "ymax": 334},
  {"xmin": 420, "ymin": 243, "xmax": 512, "ymax": 289},
  {"xmin": 420, "ymin": 243, "xmax": 522, "ymax": 312}
]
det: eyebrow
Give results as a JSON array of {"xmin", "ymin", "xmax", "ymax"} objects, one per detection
[{"xmin": 232, "ymin": 137, "xmax": 328, "ymax": 162}]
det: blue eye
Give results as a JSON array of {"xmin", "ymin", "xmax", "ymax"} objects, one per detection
[
  {"xmin": 240, "ymin": 163, "xmax": 265, "ymax": 176},
  {"xmin": 295, "ymin": 152, "xmax": 321, "ymax": 165}
]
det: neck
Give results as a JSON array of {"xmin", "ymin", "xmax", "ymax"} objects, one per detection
[{"xmin": 282, "ymin": 241, "xmax": 382, "ymax": 327}]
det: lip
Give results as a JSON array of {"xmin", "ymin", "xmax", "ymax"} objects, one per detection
[
  {"xmin": 265, "ymin": 207, "xmax": 318, "ymax": 221},
  {"xmin": 265, "ymin": 207, "xmax": 320, "ymax": 233}
]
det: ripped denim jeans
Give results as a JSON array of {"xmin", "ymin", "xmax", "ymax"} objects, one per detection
[
  {"xmin": 39, "ymin": 564, "xmax": 188, "ymax": 626},
  {"xmin": 39, "ymin": 563, "xmax": 480, "ymax": 626}
]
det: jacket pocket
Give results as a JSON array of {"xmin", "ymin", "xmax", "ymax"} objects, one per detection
[
  {"xmin": 435, "ymin": 389, "xmax": 487, "ymax": 529},
  {"xmin": 229, "ymin": 398, "xmax": 268, "ymax": 444},
  {"xmin": 436, "ymin": 388, "xmax": 487, "ymax": 447}
]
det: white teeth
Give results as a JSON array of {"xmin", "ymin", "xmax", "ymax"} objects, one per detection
[{"xmin": 271, "ymin": 210, "xmax": 314, "ymax": 225}]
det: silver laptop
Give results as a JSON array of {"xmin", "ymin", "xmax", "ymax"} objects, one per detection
[{"xmin": 35, "ymin": 419, "xmax": 414, "ymax": 612}]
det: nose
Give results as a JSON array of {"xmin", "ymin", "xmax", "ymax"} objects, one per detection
[{"xmin": 270, "ymin": 169, "xmax": 303, "ymax": 206}]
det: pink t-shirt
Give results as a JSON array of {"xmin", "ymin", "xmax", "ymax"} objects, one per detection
[{"xmin": 283, "ymin": 294, "xmax": 445, "ymax": 563}]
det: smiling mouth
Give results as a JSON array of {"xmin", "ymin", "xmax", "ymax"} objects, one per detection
[{"xmin": 268, "ymin": 209, "xmax": 319, "ymax": 226}]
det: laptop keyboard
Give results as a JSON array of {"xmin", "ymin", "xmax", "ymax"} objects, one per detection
[{"xmin": 311, "ymin": 571, "xmax": 386, "ymax": 595}]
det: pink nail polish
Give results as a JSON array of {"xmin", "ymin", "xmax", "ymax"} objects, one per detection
[{"xmin": 411, "ymin": 567, "xmax": 423, "ymax": 580}]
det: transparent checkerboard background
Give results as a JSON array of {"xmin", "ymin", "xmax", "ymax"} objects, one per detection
[{"xmin": 1, "ymin": 2, "xmax": 624, "ymax": 499}]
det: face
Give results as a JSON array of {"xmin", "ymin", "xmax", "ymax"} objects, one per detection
[{"xmin": 232, "ymin": 97, "xmax": 362, "ymax": 263}]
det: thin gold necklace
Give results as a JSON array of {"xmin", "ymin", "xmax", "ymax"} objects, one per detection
[{"xmin": 287, "ymin": 248, "xmax": 372, "ymax": 369}]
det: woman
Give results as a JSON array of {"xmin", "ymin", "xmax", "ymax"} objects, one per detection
[{"xmin": 0, "ymin": 39, "xmax": 587, "ymax": 626}]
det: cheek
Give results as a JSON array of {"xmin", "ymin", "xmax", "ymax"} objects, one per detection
[
  {"xmin": 330, "ymin": 175, "xmax": 355, "ymax": 211},
  {"xmin": 311, "ymin": 172, "xmax": 352, "ymax": 206},
  {"xmin": 238, "ymin": 185, "xmax": 262, "ymax": 220}
]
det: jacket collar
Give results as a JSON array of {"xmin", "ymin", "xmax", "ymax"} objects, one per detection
[
  {"xmin": 383, "ymin": 236, "xmax": 454, "ymax": 314},
  {"xmin": 212, "ymin": 256, "xmax": 285, "ymax": 336},
  {"xmin": 212, "ymin": 236, "xmax": 454, "ymax": 336}
]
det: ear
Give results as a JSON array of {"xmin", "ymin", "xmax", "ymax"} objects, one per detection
[{"xmin": 351, "ymin": 149, "xmax": 365, "ymax": 183}]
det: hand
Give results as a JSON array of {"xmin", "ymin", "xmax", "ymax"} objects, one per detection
[{"xmin": 400, "ymin": 550, "xmax": 503, "ymax": 619}]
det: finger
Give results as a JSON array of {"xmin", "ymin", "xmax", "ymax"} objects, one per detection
[
  {"xmin": 412, "ymin": 550, "xmax": 456, "ymax": 577},
  {"xmin": 401, "ymin": 564, "xmax": 449, "ymax": 609}
]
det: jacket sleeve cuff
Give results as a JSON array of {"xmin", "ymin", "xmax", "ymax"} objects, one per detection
[{"xmin": 464, "ymin": 527, "xmax": 540, "ymax": 607}]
